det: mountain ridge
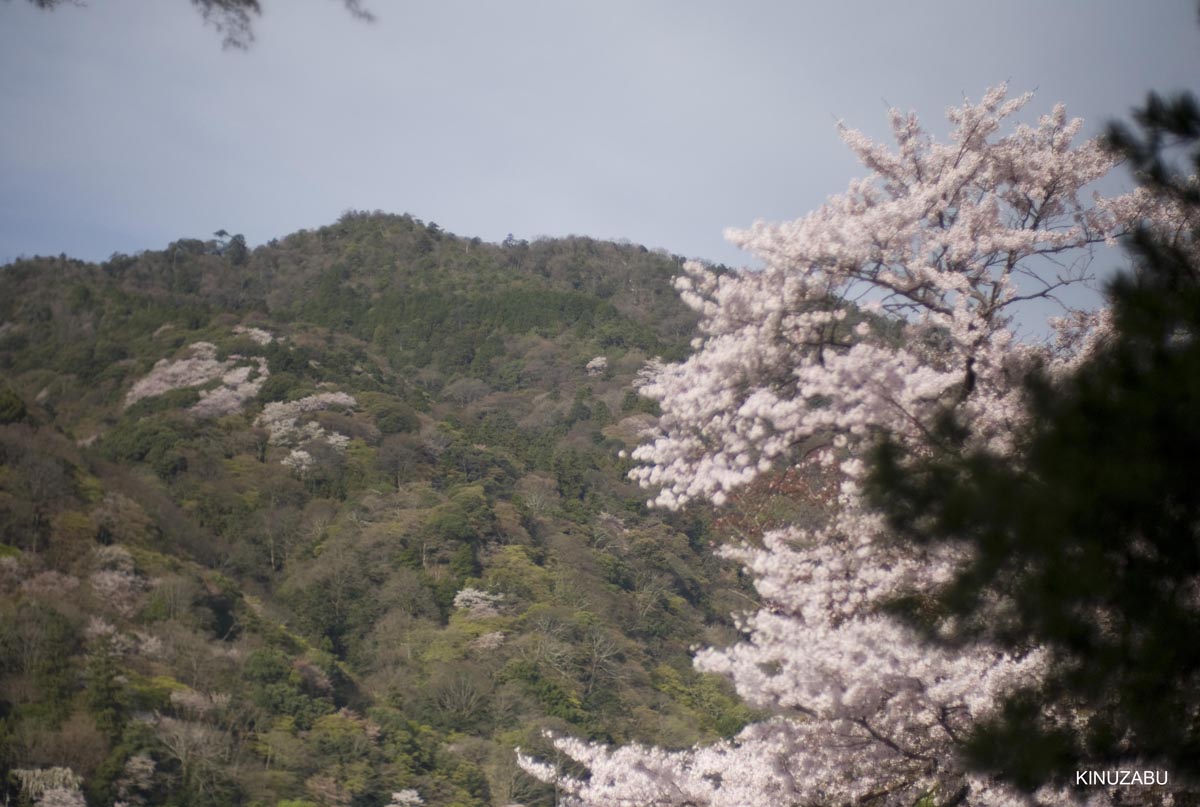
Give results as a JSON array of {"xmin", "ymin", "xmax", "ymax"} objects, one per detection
[{"xmin": 0, "ymin": 211, "xmax": 759, "ymax": 807}]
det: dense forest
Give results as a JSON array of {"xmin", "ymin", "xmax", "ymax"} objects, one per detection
[{"xmin": 0, "ymin": 213, "xmax": 772, "ymax": 807}]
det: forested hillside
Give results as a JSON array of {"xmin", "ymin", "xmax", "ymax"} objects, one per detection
[{"xmin": 0, "ymin": 212, "xmax": 760, "ymax": 807}]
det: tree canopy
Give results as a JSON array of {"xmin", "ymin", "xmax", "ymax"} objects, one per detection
[{"xmin": 13, "ymin": 0, "xmax": 373, "ymax": 47}]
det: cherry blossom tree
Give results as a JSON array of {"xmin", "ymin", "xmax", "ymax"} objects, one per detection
[
  {"xmin": 11, "ymin": 768, "xmax": 85, "ymax": 807},
  {"xmin": 521, "ymin": 86, "xmax": 1154, "ymax": 807},
  {"xmin": 867, "ymin": 89, "xmax": 1200, "ymax": 794}
]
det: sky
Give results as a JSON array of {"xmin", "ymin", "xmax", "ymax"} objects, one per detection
[{"xmin": 2, "ymin": 0, "xmax": 1200, "ymax": 273}]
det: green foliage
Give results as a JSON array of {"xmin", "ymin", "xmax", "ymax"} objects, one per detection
[
  {"xmin": 0, "ymin": 387, "xmax": 26, "ymax": 424},
  {"xmin": 428, "ymin": 486, "xmax": 492, "ymax": 542},
  {"xmin": 0, "ymin": 601, "xmax": 78, "ymax": 715},
  {"xmin": 85, "ymin": 639, "xmax": 127, "ymax": 738},
  {"xmin": 0, "ymin": 214, "xmax": 748, "ymax": 806},
  {"xmin": 101, "ymin": 416, "xmax": 190, "ymax": 479},
  {"xmin": 621, "ymin": 388, "xmax": 659, "ymax": 415},
  {"xmin": 126, "ymin": 674, "xmax": 186, "ymax": 712},
  {"xmin": 436, "ymin": 440, "xmax": 517, "ymax": 494},
  {"xmin": 483, "ymin": 545, "xmax": 552, "ymax": 602},
  {"xmin": 598, "ymin": 552, "xmax": 635, "ymax": 591},
  {"xmin": 263, "ymin": 341, "xmax": 319, "ymax": 377},
  {"xmin": 449, "ymin": 543, "xmax": 480, "ymax": 579},
  {"xmin": 244, "ymin": 649, "xmax": 336, "ymax": 729},
  {"xmin": 256, "ymin": 371, "xmax": 304, "ymax": 403},
  {"xmin": 124, "ymin": 385, "xmax": 202, "ymax": 417},
  {"xmin": 498, "ymin": 659, "xmax": 588, "ymax": 725},
  {"xmin": 552, "ymin": 448, "xmax": 590, "ymax": 501},
  {"xmin": 652, "ymin": 664, "xmax": 755, "ymax": 738},
  {"xmin": 370, "ymin": 398, "xmax": 420, "ymax": 434},
  {"xmin": 226, "ymin": 233, "xmax": 248, "ymax": 266}
]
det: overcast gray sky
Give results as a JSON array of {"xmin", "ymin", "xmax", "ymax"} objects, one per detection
[{"xmin": 2, "ymin": 0, "xmax": 1199, "ymax": 269}]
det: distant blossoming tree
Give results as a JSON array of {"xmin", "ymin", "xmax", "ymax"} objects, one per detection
[
  {"xmin": 386, "ymin": 789, "xmax": 425, "ymax": 807},
  {"xmin": 453, "ymin": 587, "xmax": 505, "ymax": 619},
  {"xmin": 124, "ymin": 341, "xmax": 269, "ymax": 418},
  {"xmin": 521, "ymin": 86, "xmax": 1154, "ymax": 806},
  {"xmin": 11, "ymin": 768, "xmax": 84, "ymax": 807}
]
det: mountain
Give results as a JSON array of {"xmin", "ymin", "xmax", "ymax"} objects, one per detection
[{"xmin": 0, "ymin": 212, "xmax": 757, "ymax": 807}]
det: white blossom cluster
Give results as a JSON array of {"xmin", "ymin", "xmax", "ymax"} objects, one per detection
[
  {"xmin": 11, "ymin": 768, "xmax": 85, "ymax": 807},
  {"xmin": 189, "ymin": 356, "xmax": 270, "ymax": 418},
  {"xmin": 169, "ymin": 687, "xmax": 230, "ymax": 716},
  {"xmin": 19, "ymin": 569, "xmax": 80, "ymax": 598},
  {"xmin": 386, "ymin": 789, "xmax": 425, "ymax": 807},
  {"xmin": 255, "ymin": 391, "xmax": 357, "ymax": 470},
  {"xmin": 34, "ymin": 790, "xmax": 86, "ymax": 807},
  {"xmin": 125, "ymin": 341, "xmax": 225, "ymax": 407},
  {"xmin": 232, "ymin": 324, "xmax": 274, "ymax": 345},
  {"xmin": 453, "ymin": 587, "xmax": 505, "ymax": 618},
  {"xmin": 585, "ymin": 355, "xmax": 608, "ymax": 376},
  {"xmin": 469, "ymin": 630, "xmax": 507, "ymax": 651},
  {"xmin": 255, "ymin": 392, "xmax": 357, "ymax": 444},
  {"xmin": 88, "ymin": 545, "xmax": 146, "ymax": 618},
  {"xmin": 522, "ymin": 87, "xmax": 1161, "ymax": 806},
  {"xmin": 282, "ymin": 449, "xmax": 315, "ymax": 474},
  {"xmin": 84, "ymin": 615, "xmax": 132, "ymax": 648},
  {"xmin": 114, "ymin": 753, "xmax": 156, "ymax": 807},
  {"xmin": 630, "ymin": 86, "xmax": 1129, "ymax": 511},
  {"xmin": 124, "ymin": 341, "xmax": 269, "ymax": 418}
]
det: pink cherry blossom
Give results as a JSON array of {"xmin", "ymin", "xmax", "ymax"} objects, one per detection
[{"xmin": 521, "ymin": 86, "xmax": 1165, "ymax": 807}]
